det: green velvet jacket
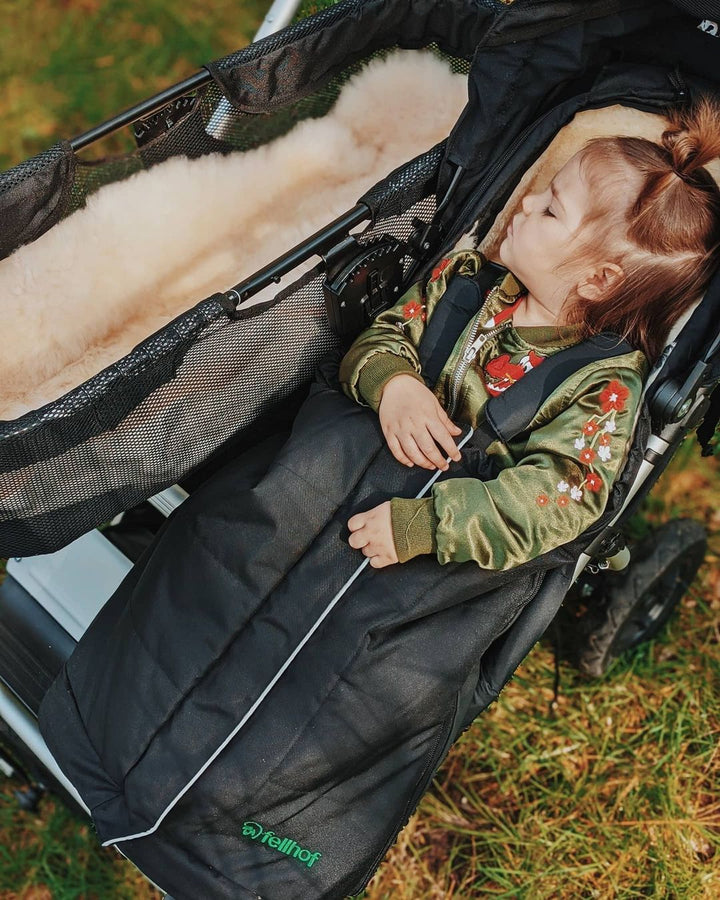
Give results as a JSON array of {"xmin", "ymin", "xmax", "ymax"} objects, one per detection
[{"xmin": 338, "ymin": 250, "xmax": 649, "ymax": 569}]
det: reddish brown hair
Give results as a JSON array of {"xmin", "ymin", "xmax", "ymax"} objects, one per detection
[{"xmin": 559, "ymin": 96, "xmax": 720, "ymax": 364}]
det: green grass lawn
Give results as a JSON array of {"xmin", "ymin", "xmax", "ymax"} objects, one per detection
[
  {"xmin": 0, "ymin": 0, "xmax": 272, "ymax": 170},
  {"xmin": 1, "ymin": 0, "xmax": 719, "ymax": 897}
]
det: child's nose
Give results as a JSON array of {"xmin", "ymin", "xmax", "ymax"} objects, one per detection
[{"xmin": 521, "ymin": 192, "xmax": 535, "ymax": 215}]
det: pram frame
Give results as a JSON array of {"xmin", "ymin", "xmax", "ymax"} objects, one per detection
[{"xmin": 1, "ymin": 1, "xmax": 719, "ymax": 897}]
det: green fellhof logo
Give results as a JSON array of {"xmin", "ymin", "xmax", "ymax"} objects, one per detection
[{"xmin": 242, "ymin": 821, "xmax": 322, "ymax": 869}]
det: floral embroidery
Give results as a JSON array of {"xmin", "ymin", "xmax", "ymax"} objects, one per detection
[
  {"xmin": 536, "ymin": 493, "xmax": 550, "ymax": 507},
  {"xmin": 600, "ymin": 380, "xmax": 630, "ymax": 412},
  {"xmin": 430, "ymin": 258, "xmax": 452, "ymax": 281},
  {"xmin": 539, "ymin": 378, "xmax": 630, "ymax": 511},
  {"xmin": 402, "ymin": 298, "xmax": 426, "ymax": 322}
]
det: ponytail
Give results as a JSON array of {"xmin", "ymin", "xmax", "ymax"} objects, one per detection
[{"xmin": 562, "ymin": 95, "xmax": 720, "ymax": 364}]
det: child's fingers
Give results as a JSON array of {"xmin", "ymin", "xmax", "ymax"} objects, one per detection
[
  {"xmin": 400, "ymin": 434, "xmax": 436, "ymax": 469},
  {"xmin": 438, "ymin": 406, "xmax": 463, "ymax": 435},
  {"xmin": 385, "ymin": 432, "xmax": 415, "ymax": 468},
  {"xmin": 412, "ymin": 427, "xmax": 450, "ymax": 470},
  {"xmin": 427, "ymin": 419, "xmax": 462, "ymax": 463},
  {"xmin": 347, "ymin": 513, "xmax": 365, "ymax": 532},
  {"xmin": 348, "ymin": 529, "xmax": 369, "ymax": 549}
]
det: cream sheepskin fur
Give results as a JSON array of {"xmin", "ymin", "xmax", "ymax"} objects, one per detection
[
  {"xmin": 3, "ymin": 58, "xmax": 711, "ymax": 422},
  {"xmin": 0, "ymin": 50, "xmax": 468, "ymax": 420}
]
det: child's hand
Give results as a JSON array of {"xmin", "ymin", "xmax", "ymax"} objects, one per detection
[
  {"xmin": 378, "ymin": 373, "xmax": 462, "ymax": 470},
  {"xmin": 347, "ymin": 501, "xmax": 398, "ymax": 568}
]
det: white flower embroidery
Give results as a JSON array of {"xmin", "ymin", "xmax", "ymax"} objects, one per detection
[
  {"xmin": 597, "ymin": 445, "xmax": 612, "ymax": 462},
  {"xmin": 557, "ymin": 480, "xmax": 569, "ymax": 493},
  {"xmin": 570, "ymin": 485, "xmax": 583, "ymax": 502},
  {"xmin": 603, "ymin": 419, "xmax": 617, "ymax": 433},
  {"xmin": 574, "ymin": 437, "xmax": 586, "ymax": 450}
]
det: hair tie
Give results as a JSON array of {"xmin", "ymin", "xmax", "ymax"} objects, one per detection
[{"xmin": 672, "ymin": 167, "xmax": 694, "ymax": 184}]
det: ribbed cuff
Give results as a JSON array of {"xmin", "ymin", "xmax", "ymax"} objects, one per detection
[
  {"xmin": 357, "ymin": 354, "xmax": 425, "ymax": 412},
  {"xmin": 390, "ymin": 497, "xmax": 438, "ymax": 563}
]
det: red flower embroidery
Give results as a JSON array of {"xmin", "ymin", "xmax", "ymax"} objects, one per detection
[
  {"xmin": 536, "ymin": 494, "xmax": 550, "ymax": 507},
  {"xmin": 579, "ymin": 447, "xmax": 596, "ymax": 465},
  {"xmin": 599, "ymin": 432, "xmax": 611, "ymax": 446},
  {"xmin": 600, "ymin": 380, "xmax": 630, "ymax": 413},
  {"xmin": 431, "ymin": 258, "xmax": 452, "ymax": 281},
  {"xmin": 586, "ymin": 472, "xmax": 603, "ymax": 492},
  {"xmin": 583, "ymin": 421, "xmax": 599, "ymax": 436},
  {"xmin": 402, "ymin": 299, "xmax": 425, "ymax": 320},
  {"xmin": 557, "ymin": 494, "xmax": 570, "ymax": 507}
]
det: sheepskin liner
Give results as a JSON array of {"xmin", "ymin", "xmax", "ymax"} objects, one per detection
[
  {"xmin": 4, "ymin": 60, "xmax": 713, "ymax": 422},
  {"xmin": 0, "ymin": 50, "xmax": 468, "ymax": 421}
]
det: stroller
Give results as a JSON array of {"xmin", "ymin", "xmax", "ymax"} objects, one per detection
[{"xmin": 1, "ymin": 0, "xmax": 719, "ymax": 896}]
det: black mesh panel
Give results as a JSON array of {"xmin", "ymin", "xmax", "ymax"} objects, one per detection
[
  {"xmin": 0, "ymin": 11, "xmax": 470, "ymax": 558},
  {"xmin": 0, "ymin": 283, "xmax": 339, "ymax": 557},
  {"xmin": 0, "ymin": 180, "xmax": 440, "ymax": 559},
  {"xmin": 0, "ymin": 142, "xmax": 76, "ymax": 260},
  {"xmin": 669, "ymin": 0, "xmax": 720, "ymax": 16}
]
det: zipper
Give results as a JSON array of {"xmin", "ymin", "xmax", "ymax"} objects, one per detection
[{"xmin": 446, "ymin": 284, "xmax": 514, "ymax": 419}]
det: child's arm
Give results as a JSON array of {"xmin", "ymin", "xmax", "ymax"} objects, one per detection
[
  {"xmin": 339, "ymin": 249, "xmax": 484, "ymax": 469},
  {"xmin": 348, "ymin": 363, "xmax": 646, "ymax": 570},
  {"xmin": 338, "ymin": 250, "xmax": 485, "ymax": 412}
]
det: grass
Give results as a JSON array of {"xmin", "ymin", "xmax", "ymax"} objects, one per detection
[
  {"xmin": 1, "ymin": 0, "xmax": 720, "ymax": 897},
  {"xmin": 358, "ymin": 439, "xmax": 720, "ymax": 899},
  {"xmin": 0, "ymin": 0, "xmax": 271, "ymax": 171}
]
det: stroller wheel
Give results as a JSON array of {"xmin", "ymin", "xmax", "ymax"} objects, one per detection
[{"xmin": 575, "ymin": 518, "xmax": 707, "ymax": 678}]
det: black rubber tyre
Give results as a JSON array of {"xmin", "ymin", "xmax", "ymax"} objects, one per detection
[{"xmin": 576, "ymin": 518, "xmax": 707, "ymax": 678}]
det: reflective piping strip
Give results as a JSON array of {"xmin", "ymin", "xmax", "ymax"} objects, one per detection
[{"xmin": 102, "ymin": 428, "xmax": 476, "ymax": 846}]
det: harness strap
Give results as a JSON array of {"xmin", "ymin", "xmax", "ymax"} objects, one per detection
[
  {"xmin": 416, "ymin": 263, "xmax": 635, "ymax": 451},
  {"xmin": 481, "ymin": 332, "xmax": 636, "ymax": 448}
]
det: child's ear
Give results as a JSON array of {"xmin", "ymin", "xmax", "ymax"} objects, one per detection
[{"xmin": 576, "ymin": 263, "xmax": 624, "ymax": 300}]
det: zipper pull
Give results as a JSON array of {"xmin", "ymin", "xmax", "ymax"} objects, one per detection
[{"xmin": 463, "ymin": 333, "xmax": 486, "ymax": 362}]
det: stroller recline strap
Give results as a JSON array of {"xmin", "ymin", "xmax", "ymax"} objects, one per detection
[{"xmin": 481, "ymin": 332, "xmax": 636, "ymax": 447}]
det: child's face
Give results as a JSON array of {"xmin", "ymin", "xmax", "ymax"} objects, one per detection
[{"xmin": 498, "ymin": 151, "xmax": 595, "ymax": 310}]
